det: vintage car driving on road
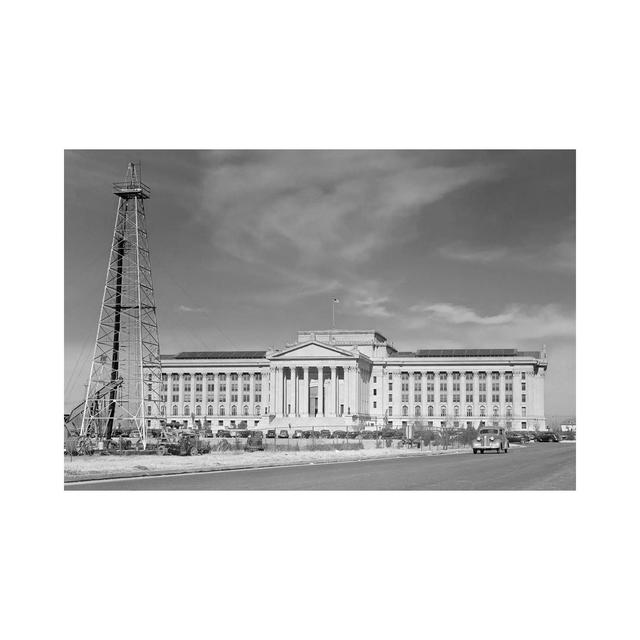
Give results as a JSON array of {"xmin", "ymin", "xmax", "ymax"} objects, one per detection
[{"xmin": 473, "ymin": 427, "xmax": 509, "ymax": 454}]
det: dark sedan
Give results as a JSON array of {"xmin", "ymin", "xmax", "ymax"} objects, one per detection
[
  {"xmin": 506, "ymin": 432, "xmax": 527, "ymax": 444},
  {"xmin": 537, "ymin": 432, "xmax": 560, "ymax": 442}
]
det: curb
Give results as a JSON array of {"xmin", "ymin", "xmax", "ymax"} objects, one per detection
[{"xmin": 64, "ymin": 447, "xmax": 472, "ymax": 485}]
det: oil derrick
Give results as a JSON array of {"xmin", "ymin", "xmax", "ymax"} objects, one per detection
[{"xmin": 80, "ymin": 162, "xmax": 162, "ymax": 449}]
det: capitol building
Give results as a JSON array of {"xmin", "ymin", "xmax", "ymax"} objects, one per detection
[{"xmin": 156, "ymin": 329, "xmax": 547, "ymax": 433}]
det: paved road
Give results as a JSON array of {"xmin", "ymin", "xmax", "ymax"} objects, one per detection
[{"xmin": 65, "ymin": 442, "xmax": 575, "ymax": 491}]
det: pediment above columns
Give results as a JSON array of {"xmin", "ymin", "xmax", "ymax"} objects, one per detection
[{"xmin": 268, "ymin": 340, "xmax": 364, "ymax": 361}]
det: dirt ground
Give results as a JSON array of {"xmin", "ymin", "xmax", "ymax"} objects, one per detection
[{"xmin": 64, "ymin": 445, "xmax": 471, "ymax": 482}]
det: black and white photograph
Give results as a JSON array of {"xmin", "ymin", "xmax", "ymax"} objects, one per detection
[
  {"xmin": 6, "ymin": 2, "xmax": 638, "ymax": 640},
  {"xmin": 64, "ymin": 150, "xmax": 576, "ymax": 490}
]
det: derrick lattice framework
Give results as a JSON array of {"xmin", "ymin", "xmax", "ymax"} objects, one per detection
[{"xmin": 80, "ymin": 162, "xmax": 162, "ymax": 448}]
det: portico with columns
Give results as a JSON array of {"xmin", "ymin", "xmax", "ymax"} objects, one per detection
[{"xmin": 266, "ymin": 339, "xmax": 372, "ymax": 428}]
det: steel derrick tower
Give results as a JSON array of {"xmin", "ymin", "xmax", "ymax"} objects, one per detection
[{"xmin": 80, "ymin": 162, "xmax": 162, "ymax": 449}]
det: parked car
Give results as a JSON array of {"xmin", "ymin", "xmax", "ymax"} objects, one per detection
[
  {"xmin": 537, "ymin": 432, "xmax": 560, "ymax": 442},
  {"xmin": 215, "ymin": 429, "xmax": 232, "ymax": 438},
  {"xmin": 360, "ymin": 431, "xmax": 376, "ymax": 439},
  {"xmin": 278, "ymin": 429, "xmax": 290, "ymax": 438},
  {"xmin": 320, "ymin": 429, "xmax": 332, "ymax": 438},
  {"xmin": 331, "ymin": 430, "xmax": 347, "ymax": 438},
  {"xmin": 506, "ymin": 431, "xmax": 527, "ymax": 444},
  {"xmin": 472, "ymin": 427, "xmax": 509, "ymax": 454},
  {"xmin": 292, "ymin": 430, "xmax": 304, "ymax": 439},
  {"xmin": 236, "ymin": 429, "xmax": 251, "ymax": 438},
  {"xmin": 203, "ymin": 429, "xmax": 214, "ymax": 437},
  {"xmin": 266, "ymin": 429, "xmax": 277, "ymax": 439}
]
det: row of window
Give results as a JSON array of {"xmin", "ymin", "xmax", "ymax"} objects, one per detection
[
  {"xmin": 161, "ymin": 372, "xmax": 262, "ymax": 382},
  {"xmin": 381, "ymin": 405, "xmax": 526, "ymax": 417},
  {"xmin": 157, "ymin": 404, "xmax": 268, "ymax": 417},
  {"xmin": 378, "ymin": 391, "xmax": 525, "ymax": 403},
  {"xmin": 155, "ymin": 371, "xmax": 529, "ymax": 384},
  {"xmin": 386, "ymin": 371, "xmax": 526, "ymax": 381},
  {"xmin": 386, "ymin": 380, "xmax": 525, "ymax": 390},
  {"xmin": 394, "ymin": 420, "xmax": 530, "ymax": 429},
  {"xmin": 164, "ymin": 393, "xmax": 263, "ymax": 403}
]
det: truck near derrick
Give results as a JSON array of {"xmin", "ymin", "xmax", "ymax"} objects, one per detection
[{"xmin": 153, "ymin": 429, "xmax": 210, "ymax": 456}]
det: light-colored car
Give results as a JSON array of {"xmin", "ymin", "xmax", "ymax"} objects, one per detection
[{"xmin": 473, "ymin": 427, "xmax": 509, "ymax": 454}]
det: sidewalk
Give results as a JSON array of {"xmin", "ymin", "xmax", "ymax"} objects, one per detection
[{"xmin": 64, "ymin": 445, "xmax": 471, "ymax": 483}]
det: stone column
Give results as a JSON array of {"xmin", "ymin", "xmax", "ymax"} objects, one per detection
[
  {"xmin": 292, "ymin": 367, "xmax": 297, "ymax": 416},
  {"xmin": 283, "ymin": 368, "xmax": 288, "ymax": 416},
  {"xmin": 353, "ymin": 366, "xmax": 360, "ymax": 416},
  {"xmin": 301, "ymin": 367, "xmax": 309, "ymax": 417},
  {"xmin": 328, "ymin": 366, "xmax": 336, "ymax": 416},
  {"xmin": 345, "ymin": 366, "xmax": 351, "ymax": 415},
  {"xmin": 319, "ymin": 367, "xmax": 325, "ymax": 417},
  {"xmin": 273, "ymin": 367, "xmax": 280, "ymax": 415},
  {"xmin": 268, "ymin": 367, "xmax": 275, "ymax": 415}
]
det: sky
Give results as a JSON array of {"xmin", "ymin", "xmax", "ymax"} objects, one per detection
[{"xmin": 64, "ymin": 150, "xmax": 575, "ymax": 415}]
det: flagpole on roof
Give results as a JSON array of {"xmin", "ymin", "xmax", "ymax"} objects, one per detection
[{"xmin": 332, "ymin": 298, "xmax": 340, "ymax": 331}]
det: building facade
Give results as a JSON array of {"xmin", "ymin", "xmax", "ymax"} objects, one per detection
[{"xmin": 155, "ymin": 329, "xmax": 547, "ymax": 432}]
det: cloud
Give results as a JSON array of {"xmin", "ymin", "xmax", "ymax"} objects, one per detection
[
  {"xmin": 410, "ymin": 302, "xmax": 518, "ymax": 325},
  {"xmin": 406, "ymin": 302, "xmax": 575, "ymax": 341},
  {"xmin": 190, "ymin": 152, "xmax": 506, "ymax": 321},
  {"xmin": 352, "ymin": 295, "xmax": 393, "ymax": 318},
  {"xmin": 439, "ymin": 246, "xmax": 509, "ymax": 264},
  {"xmin": 439, "ymin": 239, "xmax": 575, "ymax": 272},
  {"xmin": 178, "ymin": 305, "xmax": 208, "ymax": 313},
  {"xmin": 197, "ymin": 152, "xmax": 504, "ymax": 269}
]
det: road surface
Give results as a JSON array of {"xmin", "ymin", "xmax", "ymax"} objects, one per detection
[{"xmin": 65, "ymin": 442, "xmax": 575, "ymax": 491}]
